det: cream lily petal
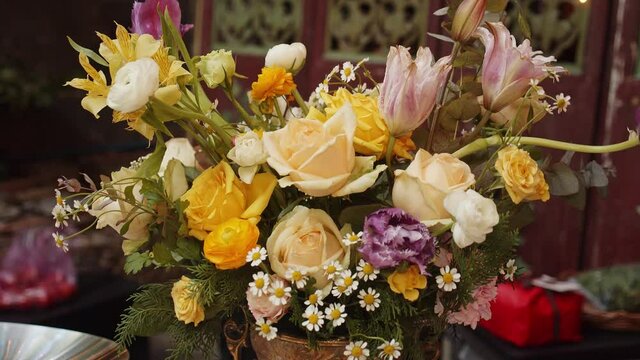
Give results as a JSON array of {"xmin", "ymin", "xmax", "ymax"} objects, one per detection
[
  {"xmin": 81, "ymin": 96, "xmax": 108, "ymax": 118},
  {"xmin": 238, "ymin": 165, "xmax": 259, "ymax": 184},
  {"xmin": 332, "ymin": 156, "xmax": 387, "ymax": 197},
  {"xmin": 135, "ymin": 34, "xmax": 162, "ymax": 58},
  {"xmin": 154, "ymin": 84, "xmax": 182, "ymax": 105}
]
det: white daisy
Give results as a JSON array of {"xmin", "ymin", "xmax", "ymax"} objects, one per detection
[
  {"xmin": 344, "ymin": 340, "xmax": 370, "ymax": 360},
  {"xmin": 73, "ymin": 200, "xmax": 87, "ymax": 211},
  {"xmin": 249, "ymin": 271, "xmax": 270, "ymax": 297},
  {"xmin": 325, "ymin": 65, "xmax": 340, "ymax": 82},
  {"xmin": 304, "ymin": 290, "xmax": 325, "ymax": 307},
  {"xmin": 541, "ymin": 100, "xmax": 554, "ymax": 114},
  {"xmin": 547, "ymin": 68, "xmax": 560, "ymax": 82},
  {"xmin": 342, "ymin": 231, "xmax": 363, "ymax": 246},
  {"xmin": 324, "ymin": 303, "xmax": 347, "ymax": 327},
  {"xmin": 436, "ymin": 266, "xmax": 461, "ymax": 292},
  {"xmin": 553, "ymin": 93, "xmax": 571, "ymax": 113},
  {"xmin": 268, "ymin": 279, "xmax": 292, "ymax": 306},
  {"xmin": 529, "ymin": 79, "xmax": 545, "ymax": 97},
  {"xmin": 356, "ymin": 259, "xmax": 379, "ymax": 282},
  {"xmin": 377, "ymin": 339, "xmax": 402, "ymax": 360},
  {"xmin": 315, "ymin": 82, "xmax": 329, "ymax": 95},
  {"xmin": 255, "ymin": 318, "xmax": 278, "ymax": 341},
  {"xmin": 335, "ymin": 270, "xmax": 359, "ymax": 295},
  {"xmin": 285, "ymin": 267, "xmax": 308, "ymax": 289},
  {"xmin": 323, "ymin": 260, "xmax": 343, "ymax": 280},
  {"xmin": 500, "ymin": 259, "xmax": 518, "ymax": 281},
  {"xmin": 52, "ymin": 232, "xmax": 69, "ymax": 253},
  {"xmin": 340, "ymin": 61, "xmax": 356, "ymax": 82},
  {"xmin": 302, "ymin": 305, "xmax": 324, "ymax": 332},
  {"xmin": 357, "ymin": 288, "xmax": 381, "ymax": 312},
  {"xmin": 54, "ymin": 189, "xmax": 64, "ymax": 206},
  {"xmin": 51, "ymin": 204, "xmax": 69, "ymax": 228},
  {"xmin": 246, "ymin": 246, "xmax": 267, "ymax": 267},
  {"xmin": 332, "ymin": 284, "xmax": 349, "ymax": 298}
]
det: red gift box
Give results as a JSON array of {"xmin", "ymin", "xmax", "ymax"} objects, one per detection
[{"xmin": 480, "ymin": 281, "xmax": 583, "ymax": 347}]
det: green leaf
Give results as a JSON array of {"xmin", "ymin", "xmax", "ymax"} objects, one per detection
[
  {"xmin": 141, "ymin": 109, "xmax": 174, "ymax": 137},
  {"xmin": 487, "ymin": 0, "xmax": 508, "ymax": 12},
  {"xmin": 427, "ymin": 32, "xmax": 455, "ymax": 43},
  {"xmin": 583, "ymin": 161, "xmax": 609, "ymax": 188},
  {"xmin": 513, "ymin": 0, "xmax": 532, "ymax": 39},
  {"xmin": 67, "ymin": 36, "xmax": 109, "ymax": 67},
  {"xmin": 124, "ymin": 251, "xmax": 153, "ymax": 274},
  {"xmin": 546, "ymin": 162, "xmax": 580, "ymax": 196},
  {"xmin": 453, "ymin": 51, "xmax": 483, "ymax": 68},
  {"xmin": 175, "ymin": 237, "xmax": 202, "ymax": 260},
  {"xmin": 152, "ymin": 242, "xmax": 175, "ymax": 265},
  {"xmin": 135, "ymin": 143, "xmax": 167, "ymax": 179},
  {"xmin": 124, "ymin": 184, "xmax": 136, "ymax": 204},
  {"xmin": 438, "ymin": 94, "xmax": 481, "ymax": 131},
  {"xmin": 339, "ymin": 204, "xmax": 385, "ymax": 230},
  {"xmin": 565, "ymin": 176, "xmax": 587, "ymax": 210}
]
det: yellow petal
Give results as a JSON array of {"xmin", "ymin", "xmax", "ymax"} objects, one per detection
[
  {"xmin": 307, "ymin": 106, "xmax": 327, "ymax": 121},
  {"xmin": 135, "ymin": 34, "xmax": 162, "ymax": 59},
  {"xmin": 115, "ymin": 23, "xmax": 134, "ymax": 61},
  {"xmin": 241, "ymin": 172, "xmax": 277, "ymax": 219},
  {"xmin": 403, "ymin": 288, "xmax": 419, "ymax": 302},
  {"xmin": 129, "ymin": 117, "xmax": 155, "ymax": 140},
  {"xmin": 81, "ymin": 95, "xmax": 107, "ymax": 118},
  {"xmin": 154, "ymin": 85, "xmax": 182, "ymax": 105}
]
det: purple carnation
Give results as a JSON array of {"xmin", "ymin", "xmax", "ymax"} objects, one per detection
[
  {"xmin": 358, "ymin": 208, "xmax": 435, "ymax": 274},
  {"xmin": 131, "ymin": 0, "xmax": 194, "ymax": 39}
]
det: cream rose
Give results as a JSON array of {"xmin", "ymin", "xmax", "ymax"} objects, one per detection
[
  {"xmin": 263, "ymin": 104, "xmax": 386, "ymax": 197},
  {"xmin": 197, "ymin": 49, "xmax": 236, "ymax": 88},
  {"xmin": 227, "ymin": 130, "xmax": 268, "ymax": 184},
  {"xmin": 393, "ymin": 149, "xmax": 475, "ymax": 222},
  {"xmin": 265, "ymin": 43, "xmax": 307, "ymax": 74},
  {"xmin": 159, "ymin": 138, "xmax": 197, "ymax": 176},
  {"xmin": 106, "ymin": 57, "xmax": 159, "ymax": 113},
  {"xmin": 266, "ymin": 206, "xmax": 349, "ymax": 290},
  {"xmin": 171, "ymin": 276, "xmax": 205, "ymax": 326},
  {"xmin": 444, "ymin": 189, "xmax": 499, "ymax": 248}
]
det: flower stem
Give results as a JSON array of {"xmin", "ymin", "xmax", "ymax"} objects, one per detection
[
  {"xmin": 223, "ymin": 86, "xmax": 261, "ymax": 129},
  {"xmin": 385, "ymin": 136, "xmax": 396, "ymax": 167},
  {"xmin": 292, "ymin": 88, "xmax": 309, "ymax": 115},
  {"xmin": 453, "ymin": 132, "xmax": 640, "ymax": 158}
]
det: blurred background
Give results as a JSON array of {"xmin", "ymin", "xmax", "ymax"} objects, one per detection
[{"xmin": 0, "ymin": 0, "xmax": 639, "ymax": 358}]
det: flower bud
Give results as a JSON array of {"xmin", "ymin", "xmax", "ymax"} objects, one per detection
[
  {"xmin": 107, "ymin": 57, "xmax": 159, "ymax": 113},
  {"xmin": 265, "ymin": 43, "xmax": 307, "ymax": 74},
  {"xmin": 197, "ymin": 49, "xmax": 236, "ymax": 88},
  {"xmin": 451, "ymin": 0, "xmax": 487, "ymax": 42}
]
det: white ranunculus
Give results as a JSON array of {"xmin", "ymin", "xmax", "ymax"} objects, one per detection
[
  {"xmin": 198, "ymin": 49, "xmax": 236, "ymax": 88},
  {"xmin": 158, "ymin": 138, "xmax": 197, "ymax": 176},
  {"xmin": 227, "ymin": 130, "xmax": 268, "ymax": 184},
  {"xmin": 444, "ymin": 189, "xmax": 499, "ymax": 248},
  {"xmin": 106, "ymin": 57, "xmax": 159, "ymax": 113},
  {"xmin": 265, "ymin": 43, "xmax": 307, "ymax": 73}
]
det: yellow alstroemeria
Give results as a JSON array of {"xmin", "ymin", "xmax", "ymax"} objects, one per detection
[{"xmin": 65, "ymin": 54, "xmax": 109, "ymax": 118}]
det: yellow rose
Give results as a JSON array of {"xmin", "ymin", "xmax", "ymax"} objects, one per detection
[
  {"xmin": 181, "ymin": 161, "xmax": 277, "ymax": 240},
  {"xmin": 204, "ymin": 218, "xmax": 259, "ymax": 270},
  {"xmin": 388, "ymin": 265, "xmax": 427, "ymax": 302},
  {"xmin": 393, "ymin": 149, "xmax": 475, "ymax": 223},
  {"xmin": 263, "ymin": 104, "xmax": 386, "ymax": 197},
  {"xmin": 495, "ymin": 145, "xmax": 550, "ymax": 204},
  {"xmin": 171, "ymin": 276, "xmax": 205, "ymax": 326},
  {"xmin": 266, "ymin": 206, "xmax": 350, "ymax": 289}
]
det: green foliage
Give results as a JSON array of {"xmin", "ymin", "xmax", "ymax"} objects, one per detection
[
  {"xmin": 124, "ymin": 251, "xmax": 154, "ymax": 275},
  {"xmin": 165, "ymin": 319, "xmax": 221, "ymax": 360},
  {"xmin": 187, "ymin": 263, "xmax": 252, "ymax": 317}
]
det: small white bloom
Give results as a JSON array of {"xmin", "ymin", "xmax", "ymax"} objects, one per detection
[
  {"xmin": 285, "ymin": 267, "xmax": 309, "ymax": 289},
  {"xmin": 342, "ymin": 231, "xmax": 363, "ymax": 246},
  {"xmin": 335, "ymin": 270, "xmax": 359, "ymax": 295},
  {"xmin": 256, "ymin": 318, "xmax": 278, "ymax": 341},
  {"xmin": 268, "ymin": 279, "xmax": 292, "ymax": 306},
  {"xmin": 315, "ymin": 82, "xmax": 329, "ymax": 95},
  {"xmin": 500, "ymin": 259, "xmax": 518, "ymax": 281},
  {"xmin": 304, "ymin": 290, "xmax": 325, "ymax": 307},
  {"xmin": 325, "ymin": 65, "xmax": 340, "ymax": 82},
  {"xmin": 107, "ymin": 57, "xmax": 159, "ymax": 113},
  {"xmin": 553, "ymin": 93, "xmax": 571, "ymax": 113},
  {"xmin": 377, "ymin": 339, "xmax": 402, "ymax": 360},
  {"xmin": 355, "ymin": 57, "xmax": 369, "ymax": 69},
  {"xmin": 159, "ymin": 138, "xmax": 197, "ymax": 177},
  {"xmin": 302, "ymin": 305, "xmax": 324, "ymax": 332},
  {"xmin": 51, "ymin": 204, "xmax": 69, "ymax": 229},
  {"xmin": 249, "ymin": 271, "xmax": 270, "ymax": 297},
  {"xmin": 541, "ymin": 100, "xmax": 554, "ymax": 114},
  {"xmin": 444, "ymin": 189, "xmax": 499, "ymax": 248},
  {"xmin": 246, "ymin": 246, "xmax": 267, "ymax": 267},
  {"xmin": 285, "ymin": 106, "xmax": 303, "ymax": 120},
  {"xmin": 323, "ymin": 261, "xmax": 343, "ymax": 280},
  {"xmin": 265, "ymin": 42, "xmax": 307, "ymax": 73},
  {"xmin": 434, "ymin": 295, "xmax": 444, "ymax": 316},
  {"xmin": 73, "ymin": 200, "xmax": 87, "ymax": 212},
  {"xmin": 52, "ymin": 232, "xmax": 69, "ymax": 253},
  {"xmin": 547, "ymin": 68, "xmax": 561, "ymax": 82},
  {"xmin": 356, "ymin": 259, "xmax": 379, "ymax": 282},
  {"xmin": 344, "ymin": 340, "xmax": 370, "ymax": 360},
  {"xmin": 227, "ymin": 130, "xmax": 268, "ymax": 184},
  {"xmin": 324, "ymin": 303, "xmax": 347, "ymax": 327},
  {"xmin": 332, "ymin": 284, "xmax": 348, "ymax": 298},
  {"xmin": 340, "ymin": 61, "xmax": 356, "ymax": 82},
  {"xmin": 358, "ymin": 288, "xmax": 381, "ymax": 312},
  {"xmin": 436, "ymin": 266, "xmax": 461, "ymax": 292}
]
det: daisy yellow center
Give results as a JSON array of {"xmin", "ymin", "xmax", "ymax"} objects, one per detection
[
  {"xmin": 558, "ymin": 99, "xmax": 566, "ymax": 107},
  {"xmin": 56, "ymin": 196, "xmax": 63, "ymax": 206},
  {"xmin": 363, "ymin": 294, "xmax": 375, "ymax": 305},
  {"xmin": 384, "ymin": 345, "xmax": 395, "ymax": 354},
  {"xmin": 344, "ymin": 277, "xmax": 353, "ymax": 286},
  {"xmin": 344, "ymin": 68, "xmax": 352, "ymax": 77},
  {"xmin": 260, "ymin": 324, "xmax": 271, "ymax": 334},
  {"xmin": 326, "ymin": 265, "xmax": 336, "ymax": 274},
  {"xmin": 348, "ymin": 234, "xmax": 358, "ymax": 242},
  {"xmin": 308, "ymin": 314, "xmax": 319, "ymax": 324},
  {"xmin": 330, "ymin": 309, "xmax": 341, "ymax": 319},
  {"xmin": 337, "ymin": 285, "xmax": 346, "ymax": 293},
  {"xmin": 255, "ymin": 278, "xmax": 265, "ymax": 288},
  {"xmin": 292, "ymin": 271, "xmax": 303, "ymax": 281},
  {"xmin": 275, "ymin": 288, "xmax": 285, "ymax": 298},
  {"xmin": 443, "ymin": 273, "xmax": 454, "ymax": 284},
  {"xmin": 363, "ymin": 263, "xmax": 374, "ymax": 274},
  {"xmin": 308, "ymin": 294, "xmax": 318, "ymax": 304},
  {"xmin": 252, "ymin": 252, "xmax": 261, "ymax": 261},
  {"xmin": 351, "ymin": 346, "xmax": 363, "ymax": 356}
]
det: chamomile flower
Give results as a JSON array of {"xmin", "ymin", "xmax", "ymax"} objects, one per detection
[
  {"xmin": 553, "ymin": 93, "xmax": 571, "ymax": 113},
  {"xmin": 255, "ymin": 318, "xmax": 278, "ymax": 341},
  {"xmin": 52, "ymin": 232, "xmax": 69, "ymax": 253},
  {"xmin": 302, "ymin": 305, "xmax": 324, "ymax": 332},
  {"xmin": 304, "ymin": 290, "xmax": 325, "ymax": 307},
  {"xmin": 324, "ymin": 303, "xmax": 347, "ymax": 327},
  {"xmin": 285, "ymin": 267, "xmax": 308, "ymax": 289},
  {"xmin": 378, "ymin": 339, "xmax": 402, "ymax": 360},
  {"xmin": 51, "ymin": 204, "xmax": 70, "ymax": 228},
  {"xmin": 335, "ymin": 270, "xmax": 359, "ymax": 295},
  {"xmin": 344, "ymin": 341, "xmax": 370, "ymax": 360},
  {"xmin": 529, "ymin": 79, "xmax": 545, "ymax": 97},
  {"xmin": 246, "ymin": 246, "xmax": 267, "ymax": 267},
  {"xmin": 315, "ymin": 82, "xmax": 329, "ymax": 95},
  {"xmin": 325, "ymin": 65, "xmax": 339, "ymax": 82},
  {"xmin": 356, "ymin": 259, "xmax": 379, "ymax": 282},
  {"xmin": 268, "ymin": 279, "xmax": 292, "ymax": 306},
  {"xmin": 436, "ymin": 266, "xmax": 461, "ymax": 292},
  {"xmin": 249, "ymin": 271, "xmax": 270, "ymax": 297},
  {"xmin": 340, "ymin": 61, "xmax": 356, "ymax": 82},
  {"xmin": 547, "ymin": 68, "xmax": 561, "ymax": 82},
  {"xmin": 342, "ymin": 231, "xmax": 363, "ymax": 246},
  {"xmin": 541, "ymin": 100, "xmax": 554, "ymax": 114},
  {"xmin": 323, "ymin": 260, "xmax": 343, "ymax": 280},
  {"xmin": 355, "ymin": 57, "xmax": 369, "ymax": 69},
  {"xmin": 500, "ymin": 259, "xmax": 518, "ymax": 281},
  {"xmin": 73, "ymin": 200, "xmax": 87, "ymax": 211},
  {"xmin": 332, "ymin": 284, "xmax": 349, "ymax": 298},
  {"xmin": 357, "ymin": 288, "xmax": 381, "ymax": 312}
]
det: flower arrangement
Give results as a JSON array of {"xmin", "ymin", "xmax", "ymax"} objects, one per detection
[{"xmin": 53, "ymin": 0, "xmax": 639, "ymax": 358}]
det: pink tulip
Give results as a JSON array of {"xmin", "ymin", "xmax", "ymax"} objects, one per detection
[
  {"xmin": 131, "ymin": 0, "xmax": 194, "ymax": 39},
  {"xmin": 451, "ymin": 0, "xmax": 487, "ymax": 42},
  {"xmin": 477, "ymin": 22, "xmax": 561, "ymax": 112},
  {"xmin": 378, "ymin": 46, "xmax": 451, "ymax": 137}
]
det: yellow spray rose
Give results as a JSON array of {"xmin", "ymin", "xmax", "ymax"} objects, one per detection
[
  {"xmin": 387, "ymin": 265, "xmax": 427, "ymax": 302},
  {"xmin": 204, "ymin": 218, "xmax": 259, "ymax": 270},
  {"xmin": 495, "ymin": 145, "xmax": 550, "ymax": 204},
  {"xmin": 171, "ymin": 276, "xmax": 205, "ymax": 326},
  {"xmin": 181, "ymin": 161, "xmax": 277, "ymax": 240}
]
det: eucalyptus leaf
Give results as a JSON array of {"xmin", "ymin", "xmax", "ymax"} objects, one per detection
[
  {"xmin": 433, "ymin": 6, "xmax": 449, "ymax": 16},
  {"xmin": 427, "ymin": 32, "xmax": 455, "ymax": 43},
  {"xmin": 439, "ymin": 94, "xmax": 481, "ymax": 131},
  {"xmin": 67, "ymin": 37, "xmax": 109, "ymax": 67},
  {"xmin": 546, "ymin": 162, "xmax": 580, "ymax": 196},
  {"xmin": 583, "ymin": 161, "xmax": 609, "ymax": 188}
]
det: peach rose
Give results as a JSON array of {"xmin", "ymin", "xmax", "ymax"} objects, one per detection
[
  {"xmin": 266, "ymin": 206, "xmax": 349, "ymax": 289},
  {"xmin": 263, "ymin": 104, "xmax": 386, "ymax": 197},
  {"xmin": 246, "ymin": 276, "xmax": 289, "ymax": 322},
  {"xmin": 393, "ymin": 149, "xmax": 475, "ymax": 222}
]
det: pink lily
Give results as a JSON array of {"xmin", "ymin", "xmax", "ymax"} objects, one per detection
[{"xmin": 131, "ymin": 0, "xmax": 194, "ymax": 39}]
